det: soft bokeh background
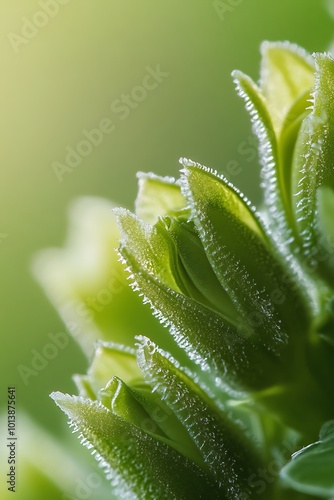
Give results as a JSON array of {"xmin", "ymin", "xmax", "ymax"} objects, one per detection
[{"xmin": 0, "ymin": 0, "xmax": 333, "ymax": 497}]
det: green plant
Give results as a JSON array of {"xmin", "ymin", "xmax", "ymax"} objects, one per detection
[{"xmin": 35, "ymin": 42, "xmax": 334, "ymax": 499}]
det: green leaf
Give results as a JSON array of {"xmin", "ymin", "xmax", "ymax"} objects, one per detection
[
  {"xmin": 232, "ymin": 69, "xmax": 296, "ymax": 255},
  {"xmin": 102, "ymin": 376, "xmax": 205, "ymax": 465},
  {"xmin": 117, "ymin": 206, "xmax": 241, "ymax": 325},
  {"xmin": 120, "ymin": 248, "xmax": 251, "ymax": 392},
  {"xmin": 135, "ymin": 171, "xmax": 187, "ymax": 224},
  {"xmin": 51, "ymin": 392, "xmax": 218, "ymax": 499},
  {"xmin": 317, "ymin": 187, "xmax": 334, "ymax": 250},
  {"xmin": 100, "ymin": 377, "xmax": 166, "ymax": 437},
  {"xmin": 136, "ymin": 337, "xmax": 264, "ymax": 500},
  {"xmin": 114, "ymin": 208, "xmax": 184, "ymax": 294},
  {"xmin": 74, "ymin": 342, "xmax": 207, "ymax": 464},
  {"xmin": 233, "ymin": 46, "xmax": 315, "ymax": 260},
  {"xmin": 312, "ymin": 53, "xmax": 334, "ymax": 183},
  {"xmin": 280, "ymin": 420, "xmax": 334, "ymax": 497},
  {"xmin": 259, "ymin": 41, "xmax": 314, "ymax": 134},
  {"xmin": 162, "ymin": 216, "xmax": 239, "ymax": 321},
  {"xmin": 278, "ymin": 89, "xmax": 312, "ymax": 223},
  {"xmin": 117, "ymin": 209, "xmax": 287, "ymax": 392},
  {"xmin": 180, "ymin": 160, "xmax": 308, "ymax": 353},
  {"xmin": 291, "ymin": 53, "xmax": 334, "ymax": 288},
  {"xmin": 41, "ymin": 42, "xmax": 334, "ymax": 500},
  {"xmin": 316, "ymin": 187, "xmax": 334, "ymax": 275},
  {"xmin": 292, "ymin": 53, "xmax": 334, "ymax": 233},
  {"xmin": 291, "ymin": 113, "xmax": 325, "ymax": 259}
]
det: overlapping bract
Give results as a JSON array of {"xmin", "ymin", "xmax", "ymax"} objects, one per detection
[{"xmin": 38, "ymin": 42, "xmax": 334, "ymax": 498}]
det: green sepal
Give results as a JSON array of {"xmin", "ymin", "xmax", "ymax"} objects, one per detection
[
  {"xmin": 315, "ymin": 187, "xmax": 334, "ymax": 279},
  {"xmin": 115, "ymin": 207, "xmax": 258, "ymax": 391},
  {"xmin": 278, "ymin": 89, "xmax": 312, "ymax": 221},
  {"xmin": 116, "ymin": 206, "xmax": 241, "ymax": 326},
  {"xmin": 101, "ymin": 376, "xmax": 205, "ymax": 466},
  {"xmin": 114, "ymin": 208, "xmax": 183, "ymax": 294},
  {"xmin": 137, "ymin": 337, "xmax": 265, "ymax": 500},
  {"xmin": 232, "ymin": 69, "xmax": 295, "ymax": 254},
  {"xmin": 120, "ymin": 231, "xmax": 287, "ymax": 393},
  {"xmin": 316, "ymin": 187, "xmax": 334, "ymax": 258},
  {"xmin": 312, "ymin": 53, "xmax": 334, "ymax": 186},
  {"xmin": 99, "ymin": 377, "xmax": 167, "ymax": 438},
  {"xmin": 292, "ymin": 54, "xmax": 334, "ymax": 238},
  {"xmin": 291, "ymin": 53, "xmax": 334, "ymax": 292},
  {"xmin": 162, "ymin": 216, "xmax": 239, "ymax": 322},
  {"xmin": 233, "ymin": 45, "xmax": 315, "ymax": 258},
  {"xmin": 180, "ymin": 160, "xmax": 308, "ymax": 352},
  {"xmin": 291, "ymin": 113, "xmax": 326, "ymax": 263},
  {"xmin": 127, "ymin": 384, "xmax": 205, "ymax": 464},
  {"xmin": 75, "ymin": 343, "xmax": 209, "ymax": 464},
  {"xmin": 51, "ymin": 392, "xmax": 218, "ymax": 499}
]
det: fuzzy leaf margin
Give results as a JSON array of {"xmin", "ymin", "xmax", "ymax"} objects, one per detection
[{"xmin": 50, "ymin": 392, "xmax": 218, "ymax": 499}]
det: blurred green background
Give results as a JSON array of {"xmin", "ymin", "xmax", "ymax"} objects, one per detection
[{"xmin": 0, "ymin": 0, "xmax": 333, "ymax": 497}]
